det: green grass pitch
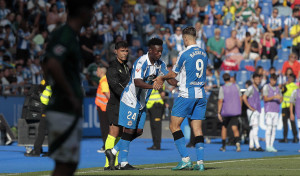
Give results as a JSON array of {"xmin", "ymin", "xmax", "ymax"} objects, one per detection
[{"xmin": 2, "ymin": 155, "xmax": 300, "ymax": 176}]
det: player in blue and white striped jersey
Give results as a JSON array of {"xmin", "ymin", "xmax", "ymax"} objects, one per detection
[
  {"xmin": 105, "ymin": 38, "xmax": 177, "ymax": 170},
  {"xmin": 154, "ymin": 26, "xmax": 208, "ymax": 171}
]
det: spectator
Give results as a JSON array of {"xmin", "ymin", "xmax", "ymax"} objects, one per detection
[
  {"xmin": 223, "ymin": 30, "xmax": 243, "ymax": 70},
  {"xmin": 97, "ymin": 15, "xmax": 113, "ymax": 48},
  {"xmin": 248, "ymin": 41, "xmax": 261, "ymax": 64},
  {"xmin": 282, "ymin": 8, "xmax": 299, "ymax": 38},
  {"xmin": 112, "ymin": 12, "xmax": 129, "ymax": 41},
  {"xmin": 207, "ymin": 28, "xmax": 225, "ymax": 69},
  {"xmin": 195, "ymin": 21, "xmax": 206, "ymax": 49},
  {"xmin": 249, "ymin": 6, "xmax": 265, "ymax": 27},
  {"xmin": 167, "ymin": 0, "xmax": 183, "ymax": 24},
  {"xmin": 145, "ymin": 15, "xmax": 159, "ymax": 42},
  {"xmin": 204, "ymin": 0, "xmax": 223, "ymax": 26},
  {"xmin": 1, "ymin": 67, "xmax": 11, "ymax": 94},
  {"xmin": 247, "ymin": 0, "xmax": 258, "ymax": 9},
  {"xmin": 186, "ymin": 0, "xmax": 200, "ymax": 26},
  {"xmin": 261, "ymin": 32, "xmax": 277, "ymax": 63},
  {"xmin": 134, "ymin": 0, "xmax": 149, "ymax": 37},
  {"xmin": 282, "ymin": 53, "xmax": 300, "ymax": 79},
  {"xmin": 22, "ymin": 59, "xmax": 33, "ymax": 85},
  {"xmin": 46, "ymin": 4, "xmax": 61, "ymax": 33},
  {"xmin": 278, "ymin": 67, "xmax": 294, "ymax": 88},
  {"xmin": 267, "ymin": 8, "xmax": 282, "ymax": 42},
  {"xmin": 222, "ymin": 0, "xmax": 237, "ymax": 27},
  {"xmin": 248, "ymin": 19, "xmax": 263, "ymax": 43},
  {"xmin": 31, "ymin": 57, "xmax": 43, "ymax": 85},
  {"xmin": 109, "ymin": 0, "xmax": 124, "ymax": 15},
  {"xmin": 235, "ymin": 20, "xmax": 247, "ymax": 41},
  {"xmin": 122, "ymin": 2, "xmax": 134, "ymax": 44},
  {"xmin": 242, "ymin": 32, "xmax": 252, "ymax": 59},
  {"xmin": 2, "ymin": 25, "xmax": 16, "ymax": 48},
  {"xmin": 15, "ymin": 63, "xmax": 24, "ymax": 85},
  {"xmin": 169, "ymin": 26, "xmax": 184, "ymax": 53},
  {"xmin": 80, "ymin": 26, "xmax": 96, "ymax": 67},
  {"xmin": 205, "ymin": 66, "xmax": 218, "ymax": 92},
  {"xmin": 0, "ymin": 0, "xmax": 10, "ymax": 20},
  {"xmin": 290, "ymin": 16, "xmax": 300, "ymax": 56},
  {"xmin": 235, "ymin": 0, "xmax": 255, "ymax": 23}
]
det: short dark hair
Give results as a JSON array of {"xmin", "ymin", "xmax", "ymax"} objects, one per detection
[
  {"xmin": 252, "ymin": 73, "xmax": 260, "ymax": 79},
  {"xmin": 288, "ymin": 73, "xmax": 296, "ymax": 81},
  {"xmin": 269, "ymin": 66, "xmax": 276, "ymax": 71},
  {"xmin": 148, "ymin": 38, "xmax": 163, "ymax": 47},
  {"xmin": 66, "ymin": 0, "xmax": 96, "ymax": 17},
  {"xmin": 293, "ymin": 8, "xmax": 299, "ymax": 14},
  {"xmin": 270, "ymin": 73, "xmax": 278, "ymax": 80},
  {"xmin": 182, "ymin": 26, "xmax": 196, "ymax": 37},
  {"xmin": 223, "ymin": 73, "xmax": 230, "ymax": 81},
  {"xmin": 115, "ymin": 41, "xmax": 128, "ymax": 50}
]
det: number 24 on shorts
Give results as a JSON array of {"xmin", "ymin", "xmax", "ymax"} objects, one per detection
[{"xmin": 127, "ymin": 111, "xmax": 137, "ymax": 121}]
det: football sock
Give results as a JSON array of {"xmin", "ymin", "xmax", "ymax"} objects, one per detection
[
  {"xmin": 266, "ymin": 125, "xmax": 272, "ymax": 148},
  {"xmin": 195, "ymin": 136, "xmax": 204, "ymax": 161},
  {"xmin": 182, "ymin": 156, "xmax": 190, "ymax": 162},
  {"xmin": 172, "ymin": 130, "xmax": 189, "ymax": 158},
  {"xmin": 118, "ymin": 132, "xmax": 134, "ymax": 163},
  {"xmin": 121, "ymin": 161, "xmax": 128, "ymax": 167},
  {"xmin": 270, "ymin": 125, "xmax": 276, "ymax": 147},
  {"xmin": 222, "ymin": 140, "xmax": 226, "ymax": 147},
  {"xmin": 104, "ymin": 135, "xmax": 116, "ymax": 167},
  {"xmin": 252, "ymin": 125, "xmax": 260, "ymax": 148},
  {"xmin": 197, "ymin": 160, "xmax": 204, "ymax": 165}
]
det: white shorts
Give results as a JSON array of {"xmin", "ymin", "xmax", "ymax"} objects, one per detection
[
  {"xmin": 46, "ymin": 111, "xmax": 82, "ymax": 163},
  {"xmin": 247, "ymin": 109, "xmax": 260, "ymax": 126},
  {"xmin": 265, "ymin": 112, "xmax": 279, "ymax": 126}
]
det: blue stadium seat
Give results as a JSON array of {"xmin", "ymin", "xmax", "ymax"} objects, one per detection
[
  {"xmin": 219, "ymin": 25, "xmax": 232, "ymax": 39},
  {"xmin": 256, "ymin": 59, "xmax": 271, "ymax": 71},
  {"xmin": 239, "ymin": 59, "xmax": 255, "ymax": 72},
  {"xmin": 155, "ymin": 14, "xmax": 165, "ymax": 25},
  {"xmin": 236, "ymin": 70, "xmax": 252, "ymax": 89},
  {"xmin": 219, "ymin": 70, "xmax": 236, "ymax": 86},
  {"xmin": 281, "ymin": 38, "xmax": 293, "ymax": 49},
  {"xmin": 280, "ymin": 16, "xmax": 286, "ymax": 29},
  {"xmin": 163, "ymin": 24, "xmax": 174, "ymax": 34},
  {"xmin": 203, "ymin": 25, "xmax": 215, "ymax": 39},
  {"xmin": 277, "ymin": 48, "xmax": 290, "ymax": 60},
  {"xmin": 142, "ymin": 15, "xmax": 150, "ymax": 26},
  {"xmin": 261, "ymin": 3, "xmax": 272, "ymax": 17},
  {"xmin": 273, "ymin": 59, "xmax": 285, "ymax": 72}
]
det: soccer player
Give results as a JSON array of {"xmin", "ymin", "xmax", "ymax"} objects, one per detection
[
  {"xmin": 154, "ymin": 26, "xmax": 208, "ymax": 171},
  {"xmin": 289, "ymin": 84, "xmax": 300, "ymax": 152},
  {"xmin": 218, "ymin": 73, "xmax": 242, "ymax": 152},
  {"xmin": 105, "ymin": 38, "xmax": 175, "ymax": 170},
  {"xmin": 42, "ymin": 0, "xmax": 96, "ymax": 175},
  {"xmin": 263, "ymin": 74, "xmax": 283, "ymax": 152},
  {"xmin": 104, "ymin": 41, "xmax": 130, "ymax": 170},
  {"xmin": 242, "ymin": 73, "xmax": 264, "ymax": 151}
]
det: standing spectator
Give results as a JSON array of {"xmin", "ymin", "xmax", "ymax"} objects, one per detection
[
  {"xmin": 282, "ymin": 53, "xmax": 300, "ymax": 79},
  {"xmin": 247, "ymin": 0, "xmax": 258, "ymax": 9},
  {"xmin": 112, "ymin": 12, "xmax": 129, "ymax": 41},
  {"xmin": 195, "ymin": 21, "xmax": 206, "ymax": 49},
  {"xmin": 263, "ymin": 74, "xmax": 283, "ymax": 152},
  {"xmin": 224, "ymin": 30, "xmax": 243, "ymax": 69},
  {"xmin": 235, "ymin": 20, "xmax": 247, "ymax": 41},
  {"xmin": 0, "ymin": 0, "xmax": 10, "ymax": 20},
  {"xmin": 1, "ymin": 67, "xmax": 11, "ymax": 95},
  {"xmin": 267, "ymin": 8, "xmax": 282, "ymax": 42},
  {"xmin": 186, "ymin": 0, "xmax": 200, "ymax": 26},
  {"xmin": 97, "ymin": 15, "xmax": 113, "ymax": 48},
  {"xmin": 204, "ymin": 0, "xmax": 222, "ymax": 26},
  {"xmin": 80, "ymin": 26, "xmax": 96, "ymax": 67},
  {"xmin": 235, "ymin": 0, "xmax": 255, "ymax": 23},
  {"xmin": 15, "ymin": 64, "xmax": 25, "ymax": 86},
  {"xmin": 282, "ymin": 8, "xmax": 299, "ymax": 38},
  {"xmin": 218, "ymin": 73, "xmax": 242, "ymax": 152},
  {"xmin": 205, "ymin": 66, "xmax": 218, "ymax": 92},
  {"xmin": 280, "ymin": 74, "xmax": 298, "ymax": 143},
  {"xmin": 261, "ymin": 32, "xmax": 277, "ymax": 63},
  {"xmin": 290, "ymin": 17, "xmax": 300, "ymax": 56},
  {"xmin": 22, "ymin": 59, "xmax": 33, "ymax": 85},
  {"xmin": 207, "ymin": 28, "xmax": 225, "ymax": 69},
  {"xmin": 169, "ymin": 26, "xmax": 184, "ymax": 53},
  {"xmin": 31, "ymin": 57, "xmax": 43, "ymax": 85},
  {"xmin": 46, "ymin": 4, "xmax": 61, "ymax": 33},
  {"xmin": 109, "ymin": 0, "xmax": 124, "ymax": 15},
  {"xmin": 242, "ymin": 73, "xmax": 264, "ymax": 151},
  {"xmin": 95, "ymin": 66, "xmax": 110, "ymax": 153},
  {"xmin": 145, "ymin": 15, "xmax": 159, "ymax": 43},
  {"xmin": 121, "ymin": 2, "xmax": 134, "ymax": 45}
]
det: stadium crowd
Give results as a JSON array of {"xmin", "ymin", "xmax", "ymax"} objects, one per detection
[{"xmin": 0, "ymin": 0, "xmax": 299, "ymax": 97}]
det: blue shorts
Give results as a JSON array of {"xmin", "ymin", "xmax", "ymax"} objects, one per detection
[
  {"xmin": 171, "ymin": 97, "xmax": 207, "ymax": 120},
  {"xmin": 118, "ymin": 101, "xmax": 146, "ymax": 129}
]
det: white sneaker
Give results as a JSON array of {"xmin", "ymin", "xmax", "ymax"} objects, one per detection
[
  {"xmin": 266, "ymin": 147, "xmax": 273, "ymax": 152},
  {"xmin": 97, "ymin": 147, "xmax": 105, "ymax": 153},
  {"xmin": 270, "ymin": 146, "xmax": 277, "ymax": 152}
]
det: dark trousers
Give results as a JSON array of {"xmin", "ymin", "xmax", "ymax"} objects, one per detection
[
  {"xmin": 97, "ymin": 106, "xmax": 109, "ymax": 148},
  {"xmin": 261, "ymin": 46, "xmax": 277, "ymax": 65},
  {"xmin": 148, "ymin": 103, "xmax": 164, "ymax": 148},
  {"xmin": 33, "ymin": 117, "xmax": 47, "ymax": 154},
  {"xmin": 282, "ymin": 107, "xmax": 298, "ymax": 139}
]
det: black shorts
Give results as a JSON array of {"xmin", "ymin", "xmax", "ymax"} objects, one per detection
[
  {"xmin": 222, "ymin": 115, "xmax": 239, "ymax": 128},
  {"xmin": 106, "ymin": 103, "xmax": 120, "ymax": 126}
]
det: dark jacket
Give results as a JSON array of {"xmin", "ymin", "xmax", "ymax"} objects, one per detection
[{"xmin": 106, "ymin": 59, "xmax": 130, "ymax": 107}]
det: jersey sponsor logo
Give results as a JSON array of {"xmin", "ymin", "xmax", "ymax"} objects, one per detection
[
  {"xmin": 136, "ymin": 67, "xmax": 141, "ymax": 72},
  {"xmin": 190, "ymin": 81, "xmax": 205, "ymax": 86},
  {"xmin": 53, "ymin": 44, "xmax": 66, "ymax": 56}
]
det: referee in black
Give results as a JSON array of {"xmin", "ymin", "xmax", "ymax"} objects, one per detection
[{"xmin": 104, "ymin": 41, "xmax": 130, "ymax": 170}]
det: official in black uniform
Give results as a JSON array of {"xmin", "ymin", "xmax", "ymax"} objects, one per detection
[{"xmin": 104, "ymin": 41, "xmax": 130, "ymax": 169}]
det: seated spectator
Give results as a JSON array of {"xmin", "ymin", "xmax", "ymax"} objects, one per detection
[
  {"xmin": 186, "ymin": 0, "xmax": 200, "ymax": 26},
  {"xmin": 205, "ymin": 66, "xmax": 218, "ymax": 91},
  {"xmin": 223, "ymin": 30, "xmax": 243, "ymax": 70},
  {"xmin": 112, "ymin": 12, "xmax": 129, "ymax": 41},
  {"xmin": 282, "ymin": 53, "xmax": 300, "ymax": 79},
  {"xmin": 248, "ymin": 41, "xmax": 261, "ymax": 65},
  {"xmin": 204, "ymin": 0, "xmax": 222, "ymax": 26},
  {"xmin": 267, "ymin": 8, "xmax": 282, "ymax": 42},
  {"xmin": 167, "ymin": 0, "xmax": 183, "ymax": 24},
  {"xmin": 282, "ymin": 8, "xmax": 299, "ymax": 38},
  {"xmin": 235, "ymin": 0, "xmax": 255, "ymax": 24},
  {"xmin": 290, "ymin": 17, "xmax": 300, "ymax": 56},
  {"xmin": 145, "ymin": 15, "xmax": 159, "ymax": 42},
  {"xmin": 206, "ymin": 28, "xmax": 225, "ymax": 70},
  {"xmin": 222, "ymin": 0, "xmax": 237, "ymax": 27},
  {"xmin": 0, "ymin": 0, "xmax": 10, "ymax": 20},
  {"xmin": 97, "ymin": 15, "xmax": 113, "ymax": 49},
  {"xmin": 248, "ymin": 19, "xmax": 263, "ymax": 43},
  {"xmin": 195, "ymin": 21, "xmax": 206, "ymax": 49},
  {"xmin": 278, "ymin": 67, "xmax": 294, "ymax": 88},
  {"xmin": 235, "ymin": 20, "xmax": 247, "ymax": 41},
  {"xmin": 247, "ymin": 0, "xmax": 259, "ymax": 9},
  {"xmin": 249, "ymin": 6, "xmax": 265, "ymax": 27},
  {"xmin": 260, "ymin": 32, "xmax": 277, "ymax": 63},
  {"xmin": 169, "ymin": 26, "xmax": 184, "ymax": 54},
  {"xmin": 31, "ymin": 57, "xmax": 43, "ymax": 85},
  {"xmin": 242, "ymin": 32, "xmax": 252, "ymax": 59},
  {"xmin": 80, "ymin": 26, "xmax": 97, "ymax": 67}
]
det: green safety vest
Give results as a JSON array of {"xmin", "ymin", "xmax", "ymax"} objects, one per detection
[
  {"xmin": 40, "ymin": 85, "xmax": 52, "ymax": 105},
  {"xmin": 146, "ymin": 89, "xmax": 164, "ymax": 109},
  {"xmin": 282, "ymin": 82, "xmax": 298, "ymax": 108}
]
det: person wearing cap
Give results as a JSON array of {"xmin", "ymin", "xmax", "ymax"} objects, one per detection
[
  {"xmin": 248, "ymin": 19, "xmax": 263, "ymax": 43},
  {"xmin": 263, "ymin": 74, "xmax": 283, "ymax": 152}
]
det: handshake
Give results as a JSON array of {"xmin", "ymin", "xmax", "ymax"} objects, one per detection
[{"xmin": 153, "ymin": 76, "xmax": 164, "ymax": 90}]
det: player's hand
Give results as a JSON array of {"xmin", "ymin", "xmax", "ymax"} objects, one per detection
[
  {"xmin": 290, "ymin": 114, "xmax": 295, "ymax": 121},
  {"xmin": 218, "ymin": 113, "xmax": 223, "ymax": 122},
  {"xmin": 153, "ymin": 76, "xmax": 164, "ymax": 90},
  {"xmin": 153, "ymin": 81, "xmax": 162, "ymax": 90}
]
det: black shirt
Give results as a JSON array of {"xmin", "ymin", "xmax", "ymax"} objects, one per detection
[{"xmin": 106, "ymin": 59, "xmax": 130, "ymax": 107}]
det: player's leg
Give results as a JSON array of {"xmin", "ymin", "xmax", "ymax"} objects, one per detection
[
  {"xmin": 231, "ymin": 116, "xmax": 241, "ymax": 152},
  {"xmin": 252, "ymin": 112, "xmax": 262, "ymax": 151},
  {"xmin": 97, "ymin": 107, "xmax": 109, "ymax": 152},
  {"xmin": 247, "ymin": 110, "xmax": 255, "ymax": 150},
  {"xmin": 265, "ymin": 112, "xmax": 273, "ymax": 152},
  {"xmin": 270, "ymin": 113, "xmax": 278, "ymax": 152},
  {"xmin": 220, "ymin": 117, "xmax": 229, "ymax": 151},
  {"xmin": 280, "ymin": 108, "xmax": 288, "ymax": 143}
]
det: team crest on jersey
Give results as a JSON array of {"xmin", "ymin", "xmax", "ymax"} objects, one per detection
[
  {"xmin": 53, "ymin": 44, "xmax": 66, "ymax": 56},
  {"xmin": 136, "ymin": 67, "xmax": 141, "ymax": 72},
  {"xmin": 119, "ymin": 69, "xmax": 122, "ymax": 73},
  {"xmin": 128, "ymin": 120, "xmax": 133, "ymax": 126}
]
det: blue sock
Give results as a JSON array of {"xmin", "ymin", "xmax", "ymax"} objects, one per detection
[
  {"xmin": 114, "ymin": 139, "xmax": 124, "ymax": 151},
  {"xmin": 119, "ymin": 139, "xmax": 130, "ymax": 162},
  {"xmin": 173, "ymin": 130, "xmax": 189, "ymax": 158},
  {"xmin": 196, "ymin": 142, "xmax": 204, "ymax": 161}
]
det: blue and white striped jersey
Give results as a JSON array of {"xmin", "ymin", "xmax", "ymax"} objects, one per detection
[
  {"xmin": 120, "ymin": 53, "xmax": 169, "ymax": 110},
  {"xmin": 173, "ymin": 44, "xmax": 208, "ymax": 99}
]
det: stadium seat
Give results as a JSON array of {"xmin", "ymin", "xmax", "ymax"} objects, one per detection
[
  {"xmin": 256, "ymin": 59, "xmax": 271, "ymax": 71},
  {"xmin": 236, "ymin": 70, "xmax": 252, "ymax": 89},
  {"xmin": 239, "ymin": 59, "xmax": 255, "ymax": 72},
  {"xmin": 277, "ymin": 48, "xmax": 290, "ymax": 60},
  {"xmin": 219, "ymin": 70, "xmax": 236, "ymax": 86},
  {"xmin": 273, "ymin": 59, "xmax": 285, "ymax": 72},
  {"xmin": 280, "ymin": 16, "xmax": 286, "ymax": 29},
  {"xmin": 163, "ymin": 24, "xmax": 174, "ymax": 34},
  {"xmin": 281, "ymin": 38, "xmax": 293, "ymax": 49},
  {"xmin": 261, "ymin": 3, "xmax": 272, "ymax": 17},
  {"xmin": 203, "ymin": 25, "xmax": 215, "ymax": 39},
  {"xmin": 219, "ymin": 25, "xmax": 232, "ymax": 39},
  {"xmin": 155, "ymin": 14, "xmax": 165, "ymax": 25},
  {"xmin": 142, "ymin": 15, "xmax": 150, "ymax": 26}
]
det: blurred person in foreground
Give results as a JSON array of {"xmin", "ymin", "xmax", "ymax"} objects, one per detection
[
  {"xmin": 42, "ymin": 0, "xmax": 96, "ymax": 175},
  {"xmin": 289, "ymin": 83, "xmax": 300, "ymax": 152}
]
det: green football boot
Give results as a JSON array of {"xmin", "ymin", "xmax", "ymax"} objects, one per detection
[
  {"xmin": 171, "ymin": 160, "xmax": 193, "ymax": 171},
  {"xmin": 193, "ymin": 164, "xmax": 205, "ymax": 171}
]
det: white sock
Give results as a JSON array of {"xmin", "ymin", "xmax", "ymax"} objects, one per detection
[
  {"xmin": 182, "ymin": 157, "xmax": 190, "ymax": 162},
  {"xmin": 112, "ymin": 148, "xmax": 117, "ymax": 155},
  {"xmin": 197, "ymin": 160, "xmax": 203, "ymax": 165},
  {"xmin": 252, "ymin": 126, "xmax": 260, "ymax": 148},
  {"xmin": 265, "ymin": 125, "xmax": 272, "ymax": 148},
  {"xmin": 121, "ymin": 161, "xmax": 128, "ymax": 167},
  {"xmin": 249, "ymin": 128, "xmax": 254, "ymax": 148},
  {"xmin": 270, "ymin": 126, "xmax": 276, "ymax": 147}
]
